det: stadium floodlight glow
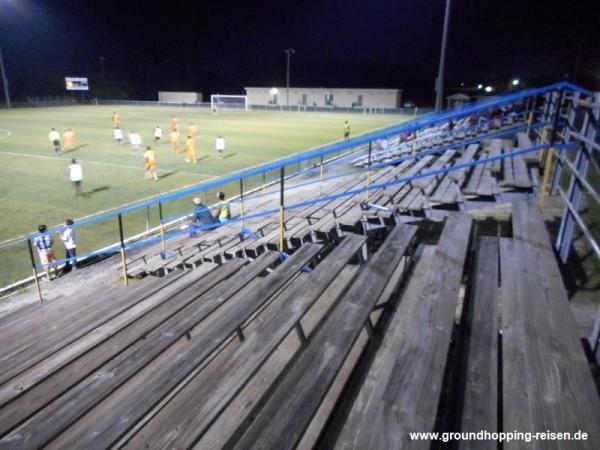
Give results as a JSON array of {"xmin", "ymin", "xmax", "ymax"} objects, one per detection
[
  {"xmin": 484, "ymin": 86, "xmax": 493, "ymax": 93},
  {"xmin": 477, "ymin": 84, "xmax": 483, "ymax": 90},
  {"xmin": 512, "ymin": 78, "xmax": 520, "ymax": 86},
  {"xmin": 270, "ymin": 87, "xmax": 279, "ymax": 96}
]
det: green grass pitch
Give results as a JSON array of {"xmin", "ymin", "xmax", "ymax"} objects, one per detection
[{"xmin": 0, "ymin": 104, "xmax": 409, "ymax": 286}]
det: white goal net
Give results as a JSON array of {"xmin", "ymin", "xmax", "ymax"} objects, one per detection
[{"xmin": 210, "ymin": 95, "xmax": 249, "ymax": 111}]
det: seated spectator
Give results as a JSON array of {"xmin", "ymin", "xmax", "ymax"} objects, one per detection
[
  {"xmin": 189, "ymin": 197, "xmax": 213, "ymax": 236},
  {"xmin": 214, "ymin": 191, "xmax": 231, "ymax": 224}
]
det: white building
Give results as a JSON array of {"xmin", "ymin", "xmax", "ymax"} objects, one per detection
[
  {"xmin": 158, "ymin": 91, "xmax": 203, "ymax": 103},
  {"xmin": 244, "ymin": 87, "xmax": 402, "ymax": 109}
]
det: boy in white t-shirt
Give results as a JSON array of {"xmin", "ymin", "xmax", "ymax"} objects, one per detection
[
  {"xmin": 59, "ymin": 219, "xmax": 77, "ymax": 272},
  {"xmin": 129, "ymin": 131, "xmax": 142, "ymax": 154},
  {"xmin": 113, "ymin": 126, "xmax": 124, "ymax": 145},
  {"xmin": 67, "ymin": 159, "xmax": 83, "ymax": 195},
  {"xmin": 153, "ymin": 126, "xmax": 162, "ymax": 144},
  {"xmin": 215, "ymin": 135, "xmax": 225, "ymax": 159}
]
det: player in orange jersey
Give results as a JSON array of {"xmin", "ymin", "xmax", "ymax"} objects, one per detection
[
  {"xmin": 170, "ymin": 115, "xmax": 178, "ymax": 132},
  {"xmin": 63, "ymin": 129, "xmax": 76, "ymax": 150},
  {"xmin": 112, "ymin": 111, "xmax": 120, "ymax": 127},
  {"xmin": 188, "ymin": 123, "xmax": 197, "ymax": 139},
  {"xmin": 184, "ymin": 135, "xmax": 197, "ymax": 164},
  {"xmin": 170, "ymin": 129, "xmax": 180, "ymax": 155}
]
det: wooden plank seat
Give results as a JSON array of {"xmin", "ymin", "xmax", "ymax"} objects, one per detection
[
  {"xmin": 516, "ymin": 131, "xmax": 537, "ymax": 163},
  {"xmin": 460, "ymin": 237, "xmax": 499, "ymax": 449},
  {"xmin": 487, "ymin": 139, "xmax": 502, "ymax": 172},
  {"xmin": 333, "ymin": 215, "xmax": 472, "ymax": 449},
  {"xmin": 229, "ymin": 223, "xmax": 418, "ymax": 449},
  {"xmin": 124, "ymin": 234, "xmax": 368, "ymax": 449},
  {"xmin": 0, "ymin": 249, "xmax": 308, "ymax": 447},
  {"xmin": 500, "ymin": 202, "xmax": 600, "ymax": 449},
  {"xmin": 0, "ymin": 262, "xmax": 222, "ymax": 426},
  {"xmin": 0, "ymin": 270, "xmax": 195, "ymax": 388}
]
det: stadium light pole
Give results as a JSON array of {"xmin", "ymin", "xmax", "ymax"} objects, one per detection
[
  {"xmin": 284, "ymin": 48, "xmax": 295, "ymax": 110},
  {"xmin": 0, "ymin": 42, "xmax": 11, "ymax": 107},
  {"xmin": 434, "ymin": 0, "xmax": 451, "ymax": 111}
]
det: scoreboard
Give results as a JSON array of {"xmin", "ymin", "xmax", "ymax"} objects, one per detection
[{"xmin": 65, "ymin": 77, "xmax": 89, "ymax": 91}]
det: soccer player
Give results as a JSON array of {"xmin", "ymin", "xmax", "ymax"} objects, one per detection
[
  {"xmin": 188, "ymin": 123, "xmax": 198, "ymax": 139},
  {"xmin": 67, "ymin": 159, "xmax": 83, "ymax": 195},
  {"xmin": 170, "ymin": 115, "xmax": 179, "ymax": 132},
  {"xmin": 129, "ymin": 131, "xmax": 142, "ymax": 154},
  {"xmin": 215, "ymin": 135, "xmax": 225, "ymax": 159},
  {"xmin": 112, "ymin": 111, "xmax": 120, "ymax": 127},
  {"xmin": 184, "ymin": 135, "xmax": 197, "ymax": 164},
  {"xmin": 344, "ymin": 121, "xmax": 351, "ymax": 140},
  {"xmin": 143, "ymin": 146, "xmax": 159, "ymax": 181},
  {"xmin": 113, "ymin": 126, "xmax": 124, "ymax": 145},
  {"xmin": 49, "ymin": 128, "xmax": 61, "ymax": 155},
  {"xmin": 33, "ymin": 225, "xmax": 58, "ymax": 280},
  {"xmin": 213, "ymin": 191, "xmax": 231, "ymax": 223},
  {"xmin": 63, "ymin": 129, "xmax": 75, "ymax": 151},
  {"xmin": 170, "ymin": 130, "xmax": 180, "ymax": 155},
  {"xmin": 153, "ymin": 125, "xmax": 162, "ymax": 144}
]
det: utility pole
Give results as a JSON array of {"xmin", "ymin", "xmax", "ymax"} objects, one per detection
[
  {"xmin": 284, "ymin": 48, "xmax": 295, "ymax": 110},
  {"xmin": 0, "ymin": 43, "xmax": 11, "ymax": 107},
  {"xmin": 434, "ymin": 0, "xmax": 451, "ymax": 111}
]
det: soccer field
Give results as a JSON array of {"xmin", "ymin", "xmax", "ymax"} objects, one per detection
[{"xmin": 0, "ymin": 105, "xmax": 408, "ymax": 286}]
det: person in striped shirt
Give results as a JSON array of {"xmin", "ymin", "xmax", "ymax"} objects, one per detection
[{"xmin": 33, "ymin": 224, "xmax": 58, "ymax": 280}]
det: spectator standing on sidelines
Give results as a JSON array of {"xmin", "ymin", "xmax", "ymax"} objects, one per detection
[
  {"xmin": 33, "ymin": 225, "xmax": 58, "ymax": 280},
  {"xmin": 153, "ymin": 126, "xmax": 162, "ymax": 145},
  {"xmin": 213, "ymin": 191, "xmax": 231, "ymax": 223},
  {"xmin": 343, "ymin": 121, "xmax": 351, "ymax": 140},
  {"xmin": 63, "ymin": 129, "xmax": 76, "ymax": 151},
  {"xmin": 215, "ymin": 135, "xmax": 225, "ymax": 159},
  {"xmin": 185, "ymin": 135, "xmax": 197, "ymax": 164},
  {"xmin": 113, "ymin": 126, "xmax": 124, "ymax": 145},
  {"xmin": 49, "ymin": 128, "xmax": 61, "ymax": 155},
  {"xmin": 67, "ymin": 159, "xmax": 84, "ymax": 195},
  {"xmin": 129, "ymin": 131, "xmax": 142, "ymax": 155},
  {"xmin": 143, "ymin": 146, "xmax": 159, "ymax": 181},
  {"xmin": 58, "ymin": 219, "xmax": 77, "ymax": 273}
]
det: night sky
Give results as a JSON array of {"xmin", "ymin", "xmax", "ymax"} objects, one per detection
[{"xmin": 1, "ymin": 0, "xmax": 599, "ymax": 104}]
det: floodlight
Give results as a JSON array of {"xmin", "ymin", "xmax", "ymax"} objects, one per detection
[
  {"xmin": 512, "ymin": 78, "xmax": 520, "ymax": 86},
  {"xmin": 270, "ymin": 87, "xmax": 279, "ymax": 96},
  {"xmin": 484, "ymin": 86, "xmax": 493, "ymax": 93},
  {"xmin": 477, "ymin": 84, "xmax": 483, "ymax": 90}
]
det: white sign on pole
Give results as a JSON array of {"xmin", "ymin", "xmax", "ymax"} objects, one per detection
[{"xmin": 65, "ymin": 77, "xmax": 89, "ymax": 91}]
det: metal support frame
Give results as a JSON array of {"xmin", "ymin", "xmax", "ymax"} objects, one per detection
[
  {"xmin": 365, "ymin": 142, "xmax": 372, "ymax": 202},
  {"xmin": 556, "ymin": 92, "xmax": 599, "ymax": 263},
  {"xmin": 240, "ymin": 178, "xmax": 245, "ymax": 228},
  {"xmin": 538, "ymin": 89, "xmax": 564, "ymax": 207},
  {"xmin": 550, "ymin": 92, "xmax": 579, "ymax": 194}
]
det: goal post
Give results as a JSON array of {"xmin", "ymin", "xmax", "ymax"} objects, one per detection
[{"xmin": 210, "ymin": 95, "xmax": 249, "ymax": 111}]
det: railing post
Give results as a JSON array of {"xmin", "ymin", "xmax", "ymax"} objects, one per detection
[
  {"xmin": 118, "ymin": 214, "xmax": 128, "ymax": 285},
  {"xmin": 27, "ymin": 238, "xmax": 43, "ymax": 303},
  {"xmin": 365, "ymin": 142, "xmax": 372, "ymax": 202},
  {"xmin": 158, "ymin": 201, "xmax": 166, "ymax": 253},
  {"xmin": 240, "ymin": 178, "xmax": 245, "ymax": 228},
  {"xmin": 279, "ymin": 167, "xmax": 285, "ymax": 252}
]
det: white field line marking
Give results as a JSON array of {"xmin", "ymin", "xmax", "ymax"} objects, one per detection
[
  {"xmin": 0, "ymin": 150, "xmax": 213, "ymax": 177},
  {"xmin": 0, "ymin": 129, "xmax": 12, "ymax": 139}
]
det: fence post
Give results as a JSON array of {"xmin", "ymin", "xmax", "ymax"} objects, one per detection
[
  {"xmin": 27, "ymin": 238, "xmax": 43, "ymax": 303},
  {"xmin": 365, "ymin": 142, "xmax": 372, "ymax": 202},
  {"xmin": 279, "ymin": 167, "xmax": 285, "ymax": 252},
  {"xmin": 118, "ymin": 214, "xmax": 128, "ymax": 285},
  {"xmin": 158, "ymin": 202, "xmax": 166, "ymax": 253},
  {"xmin": 240, "ymin": 178, "xmax": 245, "ymax": 228}
]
